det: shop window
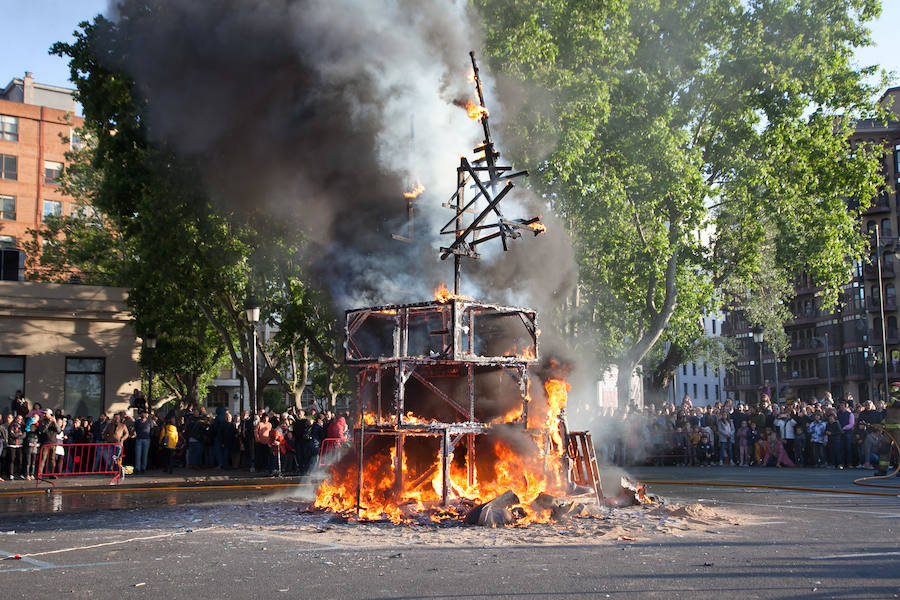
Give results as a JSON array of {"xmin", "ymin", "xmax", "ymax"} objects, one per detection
[
  {"xmin": 64, "ymin": 358, "xmax": 105, "ymax": 417},
  {"xmin": 0, "ymin": 356, "xmax": 25, "ymax": 403}
]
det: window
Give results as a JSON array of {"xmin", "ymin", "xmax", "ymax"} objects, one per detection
[
  {"xmin": 70, "ymin": 129, "xmax": 83, "ymax": 151},
  {"xmin": 693, "ymin": 383, "xmax": 698, "ymax": 398},
  {"xmin": 42, "ymin": 200, "xmax": 62, "ymax": 219},
  {"xmin": 65, "ymin": 358, "xmax": 105, "ymax": 417},
  {"xmin": 703, "ymin": 362, "xmax": 708, "ymax": 377},
  {"xmin": 682, "ymin": 365, "xmax": 687, "ymax": 375},
  {"xmin": 895, "ymin": 143, "xmax": 900, "ymax": 175},
  {"xmin": 683, "ymin": 383, "xmax": 688, "ymax": 397},
  {"xmin": 692, "ymin": 363, "xmax": 697, "ymax": 376},
  {"xmin": 0, "ymin": 247, "xmax": 23, "ymax": 281},
  {"xmin": 0, "ymin": 195, "xmax": 14, "ymax": 220},
  {"xmin": 44, "ymin": 161, "xmax": 63, "ymax": 185},
  {"xmin": 0, "ymin": 356, "xmax": 25, "ymax": 402},
  {"xmin": 715, "ymin": 385, "xmax": 720, "ymax": 401},
  {"xmin": 0, "ymin": 115, "xmax": 17, "ymax": 141},
  {"xmin": 712, "ymin": 319, "xmax": 717, "ymax": 334},
  {"xmin": 0, "ymin": 155, "xmax": 16, "ymax": 180}
]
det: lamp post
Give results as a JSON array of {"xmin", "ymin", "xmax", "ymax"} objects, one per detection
[
  {"xmin": 874, "ymin": 225, "xmax": 894, "ymax": 404},
  {"xmin": 245, "ymin": 296, "xmax": 260, "ymax": 473},
  {"xmin": 751, "ymin": 326, "xmax": 764, "ymax": 398},
  {"xmin": 244, "ymin": 297, "xmax": 260, "ymax": 413},
  {"xmin": 145, "ymin": 333, "xmax": 157, "ymax": 408},
  {"xmin": 866, "ymin": 347, "xmax": 877, "ymax": 404}
]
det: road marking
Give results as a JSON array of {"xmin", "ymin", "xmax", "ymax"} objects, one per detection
[
  {"xmin": 875, "ymin": 514, "xmax": 900, "ymax": 518},
  {"xmin": 5, "ymin": 527, "xmax": 215, "ymax": 559},
  {"xmin": 810, "ymin": 551, "xmax": 900, "ymax": 560},
  {"xmin": 0, "ymin": 561, "xmax": 124, "ymax": 573},
  {"xmin": 749, "ymin": 521, "xmax": 787, "ymax": 525},
  {"xmin": 695, "ymin": 499, "xmax": 900, "ymax": 517}
]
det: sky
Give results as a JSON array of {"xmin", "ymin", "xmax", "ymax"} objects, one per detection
[{"xmin": 1, "ymin": 0, "xmax": 899, "ymax": 112}]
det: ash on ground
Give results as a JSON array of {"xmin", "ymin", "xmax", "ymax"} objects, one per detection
[{"xmin": 5, "ymin": 494, "xmax": 741, "ymax": 552}]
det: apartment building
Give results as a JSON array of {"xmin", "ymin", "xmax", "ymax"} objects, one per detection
[
  {"xmin": 725, "ymin": 87, "xmax": 900, "ymax": 405},
  {"xmin": 0, "ymin": 72, "xmax": 83, "ymax": 279}
]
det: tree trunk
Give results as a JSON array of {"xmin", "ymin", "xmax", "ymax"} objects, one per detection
[
  {"xmin": 616, "ymin": 360, "xmax": 636, "ymax": 409},
  {"xmin": 293, "ymin": 342, "xmax": 309, "ymax": 410},
  {"xmin": 653, "ymin": 343, "xmax": 685, "ymax": 391}
]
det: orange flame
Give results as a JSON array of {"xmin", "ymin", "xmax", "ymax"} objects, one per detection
[
  {"xmin": 403, "ymin": 180, "xmax": 425, "ymax": 199},
  {"xmin": 434, "ymin": 283, "xmax": 471, "ymax": 303},
  {"xmin": 528, "ymin": 222, "xmax": 546, "ymax": 233},
  {"xmin": 314, "ymin": 374, "xmax": 575, "ymax": 525},
  {"xmin": 465, "ymin": 99, "xmax": 489, "ymax": 121}
]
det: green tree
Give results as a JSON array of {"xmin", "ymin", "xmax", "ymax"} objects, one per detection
[
  {"xmin": 478, "ymin": 0, "xmax": 888, "ymax": 405},
  {"xmin": 50, "ymin": 14, "xmax": 349, "ymax": 413},
  {"xmin": 25, "ymin": 134, "xmax": 228, "ymax": 409}
]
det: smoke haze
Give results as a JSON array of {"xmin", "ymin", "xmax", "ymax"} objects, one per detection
[{"xmin": 99, "ymin": 0, "xmax": 575, "ymax": 317}]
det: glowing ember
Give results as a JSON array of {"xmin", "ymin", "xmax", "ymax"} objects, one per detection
[
  {"xmin": 403, "ymin": 180, "xmax": 425, "ymax": 199},
  {"xmin": 434, "ymin": 283, "xmax": 471, "ymax": 303},
  {"xmin": 465, "ymin": 99, "xmax": 489, "ymax": 121},
  {"xmin": 313, "ymin": 375, "xmax": 575, "ymax": 525}
]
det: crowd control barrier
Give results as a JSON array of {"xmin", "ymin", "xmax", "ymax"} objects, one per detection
[
  {"xmin": 36, "ymin": 442, "xmax": 124, "ymax": 488},
  {"xmin": 318, "ymin": 438, "xmax": 344, "ymax": 467}
]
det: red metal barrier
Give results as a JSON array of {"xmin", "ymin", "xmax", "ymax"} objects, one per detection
[
  {"xmin": 318, "ymin": 437, "xmax": 344, "ymax": 467},
  {"xmin": 36, "ymin": 443, "xmax": 123, "ymax": 488}
]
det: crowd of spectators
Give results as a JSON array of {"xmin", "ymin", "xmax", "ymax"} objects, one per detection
[
  {"xmin": 0, "ymin": 389, "xmax": 352, "ymax": 481},
  {"xmin": 593, "ymin": 392, "xmax": 896, "ymax": 471}
]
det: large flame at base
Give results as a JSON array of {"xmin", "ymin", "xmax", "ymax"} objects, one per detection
[{"xmin": 312, "ymin": 377, "xmax": 574, "ymax": 525}]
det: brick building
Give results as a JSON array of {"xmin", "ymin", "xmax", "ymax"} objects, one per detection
[
  {"xmin": 0, "ymin": 72, "xmax": 83, "ymax": 279},
  {"xmin": 724, "ymin": 87, "xmax": 900, "ymax": 405}
]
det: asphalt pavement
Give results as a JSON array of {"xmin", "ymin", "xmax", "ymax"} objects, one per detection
[{"xmin": 0, "ymin": 465, "xmax": 897, "ymax": 599}]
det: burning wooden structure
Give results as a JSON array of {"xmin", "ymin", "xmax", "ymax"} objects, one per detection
[
  {"xmin": 316, "ymin": 53, "xmax": 602, "ymax": 523},
  {"xmin": 347, "ymin": 296, "xmax": 539, "ymax": 508}
]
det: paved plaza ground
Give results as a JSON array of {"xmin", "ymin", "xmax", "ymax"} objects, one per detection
[{"xmin": 0, "ymin": 466, "xmax": 897, "ymax": 599}]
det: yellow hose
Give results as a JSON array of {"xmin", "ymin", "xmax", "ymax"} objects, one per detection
[{"xmin": 852, "ymin": 433, "xmax": 900, "ymax": 489}]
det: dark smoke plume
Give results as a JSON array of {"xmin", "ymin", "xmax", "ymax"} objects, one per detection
[{"xmin": 101, "ymin": 0, "xmax": 576, "ymax": 323}]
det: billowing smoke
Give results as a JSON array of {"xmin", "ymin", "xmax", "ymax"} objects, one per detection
[{"xmin": 101, "ymin": 0, "xmax": 576, "ymax": 319}]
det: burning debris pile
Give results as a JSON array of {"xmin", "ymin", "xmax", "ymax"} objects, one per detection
[{"xmin": 307, "ymin": 55, "xmax": 652, "ymax": 527}]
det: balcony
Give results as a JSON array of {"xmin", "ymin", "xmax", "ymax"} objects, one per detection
[
  {"xmin": 865, "ymin": 264, "xmax": 896, "ymax": 279},
  {"xmin": 787, "ymin": 338, "xmax": 824, "ymax": 355},
  {"xmin": 863, "ymin": 194, "xmax": 891, "ymax": 214},
  {"xmin": 869, "ymin": 328, "xmax": 900, "ymax": 344},
  {"xmin": 867, "ymin": 297, "xmax": 898, "ymax": 312}
]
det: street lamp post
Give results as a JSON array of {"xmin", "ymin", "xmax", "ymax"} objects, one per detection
[
  {"xmin": 751, "ymin": 326, "xmax": 764, "ymax": 398},
  {"xmin": 875, "ymin": 225, "xmax": 893, "ymax": 404},
  {"xmin": 145, "ymin": 333, "xmax": 157, "ymax": 409},
  {"xmin": 245, "ymin": 296, "xmax": 260, "ymax": 473},
  {"xmin": 811, "ymin": 334, "xmax": 831, "ymax": 399},
  {"xmin": 866, "ymin": 347, "xmax": 877, "ymax": 404}
]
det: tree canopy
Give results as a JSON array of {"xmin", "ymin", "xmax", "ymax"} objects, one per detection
[
  {"xmin": 477, "ymin": 0, "xmax": 889, "ymax": 404},
  {"xmin": 43, "ymin": 14, "xmax": 350, "ymax": 411}
]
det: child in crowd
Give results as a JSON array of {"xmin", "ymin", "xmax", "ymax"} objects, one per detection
[
  {"xmin": 792, "ymin": 424, "xmax": 806, "ymax": 466},
  {"xmin": 736, "ymin": 420, "xmax": 750, "ymax": 466},
  {"xmin": 697, "ymin": 433, "xmax": 714, "ymax": 466},
  {"xmin": 24, "ymin": 421, "xmax": 40, "ymax": 480},
  {"xmin": 747, "ymin": 422, "xmax": 761, "ymax": 465},
  {"xmin": 672, "ymin": 427, "xmax": 688, "ymax": 466},
  {"xmin": 687, "ymin": 426, "xmax": 701, "ymax": 466}
]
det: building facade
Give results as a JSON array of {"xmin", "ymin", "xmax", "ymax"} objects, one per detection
[
  {"xmin": 725, "ymin": 87, "xmax": 900, "ymax": 405},
  {"xmin": 670, "ymin": 314, "xmax": 728, "ymax": 407},
  {"xmin": 0, "ymin": 281, "xmax": 140, "ymax": 416},
  {"xmin": 0, "ymin": 72, "xmax": 83, "ymax": 278}
]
